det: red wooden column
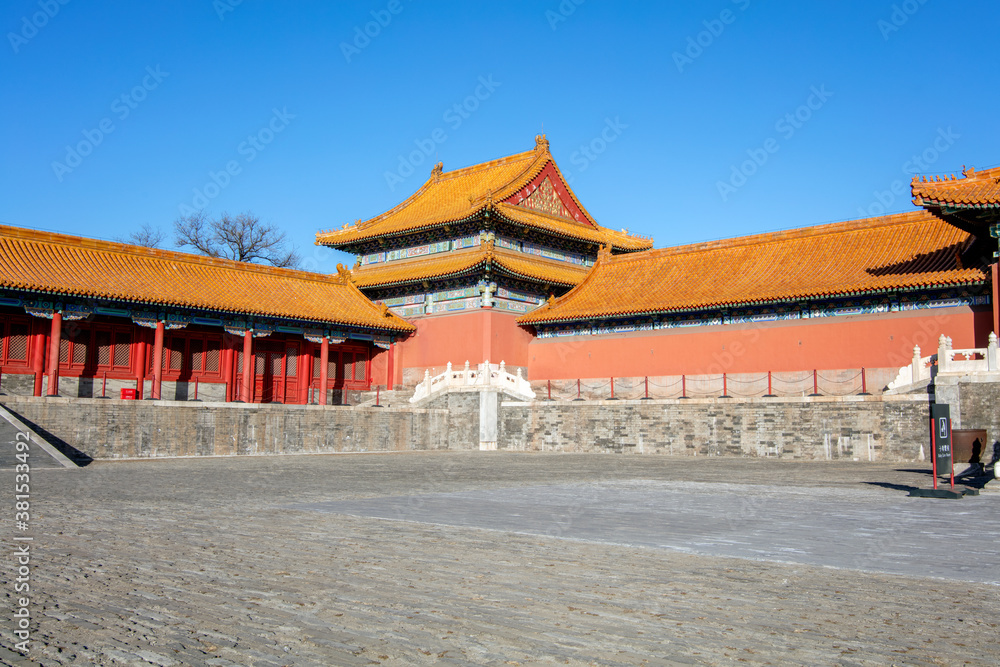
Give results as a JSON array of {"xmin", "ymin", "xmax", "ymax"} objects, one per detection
[
  {"xmin": 31, "ymin": 319, "xmax": 47, "ymax": 397},
  {"xmin": 134, "ymin": 328, "xmax": 147, "ymax": 399},
  {"xmin": 319, "ymin": 337, "xmax": 329, "ymax": 406},
  {"xmin": 386, "ymin": 342, "xmax": 395, "ymax": 391},
  {"xmin": 45, "ymin": 311, "xmax": 62, "ymax": 396},
  {"xmin": 150, "ymin": 320, "xmax": 165, "ymax": 399},
  {"xmin": 221, "ymin": 337, "xmax": 234, "ymax": 402},
  {"xmin": 297, "ymin": 345, "xmax": 309, "ymax": 405},
  {"xmin": 992, "ymin": 263, "xmax": 999, "ymax": 336},
  {"xmin": 240, "ymin": 329, "xmax": 253, "ymax": 403}
]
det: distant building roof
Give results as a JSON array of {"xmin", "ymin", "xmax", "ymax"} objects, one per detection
[
  {"xmin": 0, "ymin": 225, "xmax": 414, "ymax": 332},
  {"xmin": 316, "ymin": 136, "xmax": 653, "ymax": 252},
  {"xmin": 519, "ymin": 210, "xmax": 986, "ymax": 325}
]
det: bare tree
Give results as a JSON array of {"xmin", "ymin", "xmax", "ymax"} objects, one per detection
[
  {"xmin": 114, "ymin": 223, "xmax": 166, "ymax": 248},
  {"xmin": 174, "ymin": 211, "xmax": 301, "ymax": 268}
]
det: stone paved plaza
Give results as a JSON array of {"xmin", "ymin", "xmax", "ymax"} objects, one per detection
[{"xmin": 3, "ymin": 452, "xmax": 1000, "ymax": 666}]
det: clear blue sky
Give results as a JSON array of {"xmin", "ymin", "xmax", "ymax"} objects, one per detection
[{"xmin": 3, "ymin": 0, "xmax": 998, "ymax": 273}]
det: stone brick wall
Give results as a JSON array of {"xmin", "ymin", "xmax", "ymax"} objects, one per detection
[
  {"xmin": 956, "ymin": 379, "xmax": 1000, "ymax": 456},
  {"xmin": 425, "ymin": 390, "xmax": 480, "ymax": 450},
  {"xmin": 0, "ymin": 371, "xmax": 35, "ymax": 396},
  {"xmin": 0, "ymin": 396, "xmax": 455, "ymax": 460},
  {"xmin": 0, "ymin": 388, "xmax": 966, "ymax": 463},
  {"xmin": 497, "ymin": 395, "xmax": 932, "ymax": 461}
]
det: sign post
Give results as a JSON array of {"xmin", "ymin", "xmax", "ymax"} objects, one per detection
[{"xmin": 930, "ymin": 404, "xmax": 953, "ymax": 491}]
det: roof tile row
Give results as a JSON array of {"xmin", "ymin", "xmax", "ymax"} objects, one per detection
[
  {"xmin": 0, "ymin": 225, "xmax": 414, "ymax": 332},
  {"xmin": 519, "ymin": 210, "xmax": 986, "ymax": 325}
]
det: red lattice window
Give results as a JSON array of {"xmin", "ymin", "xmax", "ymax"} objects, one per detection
[
  {"xmin": 57, "ymin": 323, "xmax": 132, "ymax": 375},
  {"xmin": 0, "ymin": 318, "xmax": 31, "ymax": 367},
  {"xmin": 95, "ymin": 330, "xmax": 112, "ymax": 366},
  {"xmin": 311, "ymin": 345, "xmax": 369, "ymax": 389},
  {"xmin": 204, "ymin": 339, "xmax": 220, "ymax": 373},
  {"xmin": 154, "ymin": 332, "xmax": 225, "ymax": 380},
  {"xmin": 312, "ymin": 353, "xmax": 337, "ymax": 381},
  {"xmin": 113, "ymin": 332, "xmax": 131, "ymax": 367},
  {"xmin": 59, "ymin": 323, "xmax": 90, "ymax": 370}
]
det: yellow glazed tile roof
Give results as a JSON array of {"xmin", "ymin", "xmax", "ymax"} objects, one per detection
[
  {"xmin": 0, "ymin": 225, "xmax": 414, "ymax": 332},
  {"xmin": 519, "ymin": 211, "xmax": 986, "ymax": 324},
  {"xmin": 912, "ymin": 166, "xmax": 1000, "ymax": 209},
  {"xmin": 490, "ymin": 250, "xmax": 590, "ymax": 286},
  {"xmin": 493, "ymin": 203, "xmax": 652, "ymax": 251},
  {"xmin": 350, "ymin": 245, "xmax": 589, "ymax": 288},
  {"xmin": 316, "ymin": 137, "xmax": 652, "ymax": 251}
]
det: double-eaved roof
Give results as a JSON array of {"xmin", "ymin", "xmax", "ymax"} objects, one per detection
[
  {"xmin": 519, "ymin": 210, "xmax": 986, "ymax": 325},
  {"xmin": 0, "ymin": 225, "xmax": 414, "ymax": 332},
  {"xmin": 316, "ymin": 136, "xmax": 652, "ymax": 253}
]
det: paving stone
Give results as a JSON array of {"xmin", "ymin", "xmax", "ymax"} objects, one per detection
[{"xmin": 2, "ymin": 452, "xmax": 998, "ymax": 665}]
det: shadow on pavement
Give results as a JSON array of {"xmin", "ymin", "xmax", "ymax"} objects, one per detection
[{"xmin": 1, "ymin": 405, "xmax": 92, "ymax": 466}]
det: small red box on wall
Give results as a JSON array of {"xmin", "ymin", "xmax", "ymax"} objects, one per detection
[{"xmin": 120, "ymin": 388, "xmax": 137, "ymax": 400}]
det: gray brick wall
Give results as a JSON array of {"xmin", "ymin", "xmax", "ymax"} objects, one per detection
[
  {"xmin": 425, "ymin": 391, "xmax": 480, "ymax": 450},
  {"xmin": 4, "ymin": 386, "xmax": 987, "ymax": 463},
  {"xmin": 498, "ymin": 396, "xmax": 932, "ymax": 461},
  {"xmin": 0, "ymin": 396, "xmax": 454, "ymax": 460},
  {"xmin": 957, "ymin": 381, "xmax": 1000, "ymax": 458}
]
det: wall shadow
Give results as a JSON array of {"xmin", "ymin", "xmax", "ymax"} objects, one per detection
[{"xmin": 1, "ymin": 405, "xmax": 92, "ymax": 466}]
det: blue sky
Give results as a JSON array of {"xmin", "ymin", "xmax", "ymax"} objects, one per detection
[{"xmin": 2, "ymin": 0, "xmax": 998, "ymax": 272}]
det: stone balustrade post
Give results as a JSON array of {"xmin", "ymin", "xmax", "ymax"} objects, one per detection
[
  {"xmin": 988, "ymin": 332, "xmax": 999, "ymax": 372},
  {"xmin": 938, "ymin": 335, "xmax": 951, "ymax": 373},
  {"xmin": 911, "ymin": 345, "xmax": 922, "ymax": 381}
]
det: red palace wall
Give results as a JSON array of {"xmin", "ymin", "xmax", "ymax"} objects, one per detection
[
  {"xmin": 393, "ymin": 309, "xmax": 535, "ymax": 383},
  {"xmin": 524, "ymin": 306, "xmax": 994, "ymax": 381}
]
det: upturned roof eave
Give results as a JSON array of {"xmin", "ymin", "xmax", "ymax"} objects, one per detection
[{"xmin": 0, "ymin": 284, "xmax": 416, "ymax": 333}]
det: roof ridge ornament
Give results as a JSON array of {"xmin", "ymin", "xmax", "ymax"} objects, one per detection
[
  {"xmin": 335, "ymin": 263, "xmax": 353, "ymax": 284},
  {"xmin": 535, "ymin": 134, "xmax": 549, "ymax": 153},
  {"xmin": 431, "ymin": 161, "xmax": 443, "ymax": 180}
]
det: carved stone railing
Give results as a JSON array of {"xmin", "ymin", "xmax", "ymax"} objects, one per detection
[
  {"xmin": 887, "ymin": 332, "xmax": 998, "ymax": 392},
  {"xmin": 410, "ymin": 360, "xmax": 536, "ymax": 403}
]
